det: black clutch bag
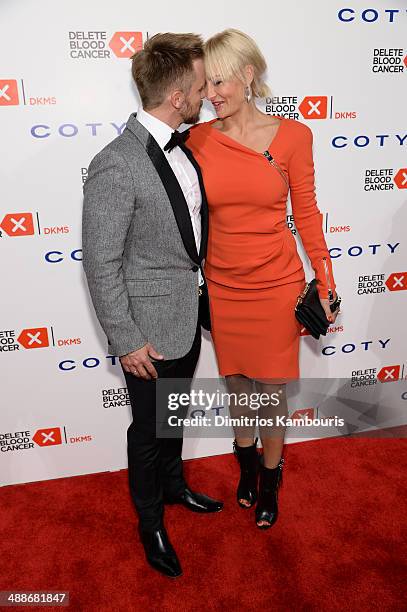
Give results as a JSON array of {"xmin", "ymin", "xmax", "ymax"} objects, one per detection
[{"xmin": 295, "ymin": 279, "xmax": 341, "ymax": 340}]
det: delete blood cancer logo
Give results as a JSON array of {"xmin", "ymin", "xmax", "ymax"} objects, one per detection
[
  {"xmin": 68, "ymin": 30, "xmax": 144, "ymax": 59},
  {"xmin": 265, "ymin": 95, "xmax": 357, "ymax": 121},
  {"xmin": 364, "ymin": 167, "xmax": 407, "ymax": 191},
  {"xmin": 102, "ymin": 387, "xmax": 130, "ymax": 409},
  {"xmin": 351, "ymin": 364, "xmax": 403, "ymax": 387},
  {"xmin": 371, "ymin": 48, "xmax": 407, "ymax": 73},
  {"xmin": 0, "ymin": 427, "xmax": 93, "ymax": 453},
  {"xmin": 357, "ymin": 271, "xmax": 407, "ymax": 295},
  {"xmin": 0, "ymin": 327, "xmax": 50, "ymax": 353}
]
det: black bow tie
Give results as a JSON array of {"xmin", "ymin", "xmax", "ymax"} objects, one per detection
[{"xmin": 164, "ymin": 129, "xmax": 190, "ymax": 152}]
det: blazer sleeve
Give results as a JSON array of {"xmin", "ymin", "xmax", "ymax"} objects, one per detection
[
  {"xmin": 82, "ymin": 147, "xmax": 148, "ymax": 356},
  {"xmin": 288, "ymin": 123, "xmax": 336, "ymax": 300}
]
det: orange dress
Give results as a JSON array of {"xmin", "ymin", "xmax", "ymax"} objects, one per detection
[{"xmin": 187, "ymin": 117, "xmax": 336, "ymax": 380}]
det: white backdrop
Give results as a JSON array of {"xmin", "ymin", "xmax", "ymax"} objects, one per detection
[{"xmin": 1, "ymin": 0, "xmax": 406, "ymax": 486}]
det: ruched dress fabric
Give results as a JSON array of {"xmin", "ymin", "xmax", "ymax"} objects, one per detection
[{"xmin": 187, "ymin": 117, "xmax": 336, "ymax": 380}]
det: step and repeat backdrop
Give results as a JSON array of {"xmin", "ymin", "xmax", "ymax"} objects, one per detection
[{"xmin": 1, "ymin": 1, "xmax": 406, "ymax": 486}]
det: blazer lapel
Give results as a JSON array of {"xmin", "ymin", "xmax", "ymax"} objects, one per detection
[
  {"xmin": 145, "ymin": 135, "xmax": 200, "ymax": 264},
  {"xmin": 180, "ymin": 142, "xmax": 209, "ymax": 262},
  {"xmin": 126, "ymin": 112, "xmax": 207, "ymax": 265}
]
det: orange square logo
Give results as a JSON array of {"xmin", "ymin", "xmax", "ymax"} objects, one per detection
[
  {"xmin": 33, "ymin": 427, "xmax": 62, "ymax": 447},
  {"xmin": 17, "ymin": 327, "xmax": 49, "ymax": 349},
  {"xmin": 0, "ymin": 79, "xmax": 19, "ymax": 106},
  {"xmin": 109, "ymin": 32, "xmax": 143, "ymax": 58},
  {"xmin": 394, "ymin": 168, "xmax": 407, "ymax": 189},
  {"xmin": 290, "ymin": 408, "xmax": 315, "ymax": 420},
  {"xmin": 377, "ymin": 365, "xmax": 400, "ymax": 383},
  {"xmin": 299, "ymin": 96, "xmax": 328, "ymax": 119},
  {"xmin": 0, "ymin": 212, "xmax": 34, "ymax": 236},
  {"xmin": 385, "ymin": 272, "xmax": 407, "ymax": 292}
]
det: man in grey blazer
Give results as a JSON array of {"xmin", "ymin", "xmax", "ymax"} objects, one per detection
[{"xmin": 82, "ymin": 33, "xmax": 222, "ymax": 578}]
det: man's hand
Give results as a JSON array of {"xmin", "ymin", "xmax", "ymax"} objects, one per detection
[{"xmin": 120, "ymin": 343, "xmax": 164, "ymax": 380}]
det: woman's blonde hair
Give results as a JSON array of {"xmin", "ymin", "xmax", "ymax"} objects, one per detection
[{"xmin": 204, "ymin": 28, "xmax": 270, "ymax": 98}]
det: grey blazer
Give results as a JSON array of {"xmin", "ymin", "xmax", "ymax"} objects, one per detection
[{"xmin": 82, "ymin": 112, "xmax": 209, "ymax": 359}]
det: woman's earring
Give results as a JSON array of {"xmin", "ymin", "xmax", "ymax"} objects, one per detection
[{"xmin": 244, "ymin": 85, "xmax": 252, "ymax": 103}]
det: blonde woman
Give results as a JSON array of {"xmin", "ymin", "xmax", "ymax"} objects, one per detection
[{"xmin": 187, "ymin": 29, "xmax": 339, "ymax": 529}]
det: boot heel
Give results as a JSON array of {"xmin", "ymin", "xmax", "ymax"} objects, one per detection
[
  {"xmin": 233, "ymin": 438, "xmax": 259, "ymax": 509},
  {"xmin": 255, "ymin": 457, "xmax": 284, "ymax": 529}
]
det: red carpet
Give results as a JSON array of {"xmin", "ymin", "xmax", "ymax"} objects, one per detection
[{"xmin": 1, "ymin": 436, "xmax": 406, "ymax": 611}]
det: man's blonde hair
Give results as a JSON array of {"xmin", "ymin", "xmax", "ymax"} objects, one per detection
[{"xmin": 204, "ymin": 29, "xmax": 270, "ymax": 98}]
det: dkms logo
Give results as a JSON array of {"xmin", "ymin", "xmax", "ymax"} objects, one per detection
[
  {"xmin": 0, "ymin": 212, "xmax": 70, "ymax": 238},
  {"xmin": 300, "ymin": 324, "xmax": 343, "ymax": 337},
  {"xmin": 0, "ymin": 79, "xmax": 56, "ymax": 106}
]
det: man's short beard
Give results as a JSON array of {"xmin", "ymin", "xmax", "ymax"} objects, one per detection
[{"xmin": 181, "ymin": 101, "xmax": 202, "ymax": 125}]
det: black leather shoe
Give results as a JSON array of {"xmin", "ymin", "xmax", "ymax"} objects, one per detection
[
  {"xmin": 165, "ymin": 487, "xmax": 223, "ymax": 513},
  {"xmin": 139, "ymin": 526, "xmax": 182, "ymax": 578}
]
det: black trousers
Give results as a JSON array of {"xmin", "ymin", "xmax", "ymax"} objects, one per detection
[{"xmin": 123, "ymin": 323, "xmax": 201, "ymax": 531}]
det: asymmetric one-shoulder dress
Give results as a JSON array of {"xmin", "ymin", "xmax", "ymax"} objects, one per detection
[{"xmin": 187, "ymin": 117, "xmax": 336, "ymax": 380}]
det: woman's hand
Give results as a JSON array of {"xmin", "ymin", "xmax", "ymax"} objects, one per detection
[{"xmin": 319, "ymin": 294, "xmax": 340, "ymax": 324}]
